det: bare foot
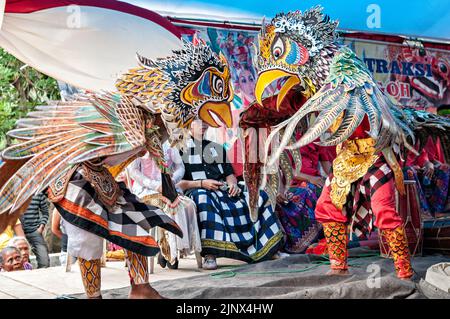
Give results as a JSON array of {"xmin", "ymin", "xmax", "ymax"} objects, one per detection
[
  {"xmin": 327, "ymin": 269, "xmax": 350, "ymax": 276},
  {"xmin": 128, "ymin": 283, "xmax": 166, "ymax": 299}
]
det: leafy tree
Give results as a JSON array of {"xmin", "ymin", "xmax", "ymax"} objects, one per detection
[{"xmin": 0, "ymin": 48, "xmax": 60, "ymax": 150}]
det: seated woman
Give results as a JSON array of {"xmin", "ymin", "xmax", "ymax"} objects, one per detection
[
  {"xmin": 178, "ymin": 120, "xmax": 283, "ymax": 270},
  {"xmin": 8, "ymin": 237, "xmax": 33, "ymax": 270},
  {"xmin": 0, "ymin": 246, "xmax": 24, "ymax": 272},
  {"xmin": 127, "ymin": 141, "xmax": 202, "ymax": 269},
  {"xmin": 276, "ymin": 134, "xmax": 335, "ymax": 253},
  {"xmin": 404, "ymin": 136, "xmax": 450, "ymax": 217}
]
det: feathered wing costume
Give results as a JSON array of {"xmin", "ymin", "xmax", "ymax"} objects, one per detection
[
  {"xmin": 247, "ymin": 6, "xmax": 450, "ymax": 278},
  {"xmin": 0, "ymin": 40, "xmax": 233, "ymax": 229},
  {"xmin": 0, "ymin": 40, "xmax": 233, "ymax": 297}
]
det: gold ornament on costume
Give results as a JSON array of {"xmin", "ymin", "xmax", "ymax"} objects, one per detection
[{"xmin": 330, "ymin": 138, "xmax": 379, "ymax": 210}]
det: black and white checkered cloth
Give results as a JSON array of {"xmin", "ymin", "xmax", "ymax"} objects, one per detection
[
  {"xmin": 343, "ymin": 158, "xmax": 394, "ymax": 239},
  {"xmin": 55, "ymin": 171, "xmax": 182, "ymax": 257},
  {"xmin": 181, "ymin": 138, "xmax": 234, "ymax": 182},
  {"xmin": 189, "ymin": 188, "xmax": 283, "ymax": 262}
]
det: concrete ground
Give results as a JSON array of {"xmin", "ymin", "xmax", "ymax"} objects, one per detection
[{"xmin": 0, "ymin": 255, "xmax": 245, "ymax": 299}]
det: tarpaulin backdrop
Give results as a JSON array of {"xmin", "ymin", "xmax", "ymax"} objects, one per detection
[
  {"xmin": 344, "ymin": 39, "xmax": 450, "ymax": 111},
  {"xmin": 182, "ymin": 27, "xmax": 450, "ymax": 112}
]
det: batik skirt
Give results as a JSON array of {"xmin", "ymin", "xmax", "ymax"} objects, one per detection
[
  {"xmin": 276, "ymin": 182, "xmax": 322, "ymax": 253},
  {"xmin": 54, "ymin": 171, "xmax": 182, "ymax": 257},
  {"xmin": 186, "ymin": 188, "xmax": 283, "ymax": 263}
]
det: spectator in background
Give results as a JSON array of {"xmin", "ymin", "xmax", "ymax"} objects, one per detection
[
  {"xmin": 127, "ymin": 141, "xmax": 202, "ymax": 269},
  {"xmin": 20, "ymin": 192, "xmax": 50, "ymax": 268},
  {"xmin": 0, "ymin": 219, "xmax": 25, "ymax": 250},
  {"xmin": 404, "ymin": 136, "xmax": 450, "ymax": 217},
  {"xmin": 0, "ymin": 246, "xmax": 24, "ymax": 272},
  {"xmin": 8, "ymin": 237, "xmax": 33, "ymax": 270}
]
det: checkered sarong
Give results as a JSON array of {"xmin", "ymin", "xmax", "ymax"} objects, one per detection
[
  {"xmin": 54, "ymin": 171, "xmax": 182, "ymax": 257},
  {"xmin": 343, "ymin": 157, "xmax": 395, "ymax": 239},
  {"xmin": 187, "ymin": 188, "xmax": 283, "ymax": 262}
]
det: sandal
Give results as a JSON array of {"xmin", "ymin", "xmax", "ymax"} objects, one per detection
[
  {"xmin": 202, "ymin": 255, "xmax": 217, "ymax": 270},
  {"xmin": 157, "ymin": 253, "xmax": 167, "ymax": 268},
  {"xmin": 167, "ymin": 258, "xmax": 179, "ymax": 270}
]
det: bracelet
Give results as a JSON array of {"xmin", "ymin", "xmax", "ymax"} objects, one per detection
[{"xmin": 200, "ymin": 180, "xmax": 203, "ymax": 188}]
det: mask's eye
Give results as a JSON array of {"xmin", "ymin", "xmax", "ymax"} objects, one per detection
[
  {"xmin": 272, "ymin": 37, "xmax": 285, "ymax": 60},
  {"xmin": 419, "ymin": 48, "xmax": 426, "ymax": 57},
  {"xmin": 212, "ymin": 74, "xmax": 224, "ymax": 95}
]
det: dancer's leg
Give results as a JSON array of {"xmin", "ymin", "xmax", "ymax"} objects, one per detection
[
  {"xmin": 124, "ymin": 249, "xmax": 164, "ymax": 299},
  {"xmin": 78, "ymin": 258, "xmax": 102, "ymax": 299},
  {"xmin": 315, "ymin": 183, "xmax": 349, "ymax": 275},
  {"xmin": 371, "ymin": 180, "xmax": 413, "ymax": 279}
]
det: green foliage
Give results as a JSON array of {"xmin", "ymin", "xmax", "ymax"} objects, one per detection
[{"xmin": 0, "ymin": 48, "xmax": 60, "ymax": 150}]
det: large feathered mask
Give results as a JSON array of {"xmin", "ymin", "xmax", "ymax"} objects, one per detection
[
  {"xmin": 256, "ymin": 6, "xmax": 339, "ymax": 108},
  {"xmin": 117, "ymin": 40, "xmax": 234, "ymax": 144}
]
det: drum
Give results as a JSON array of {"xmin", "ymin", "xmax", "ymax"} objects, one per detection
[
  {"xmin": 423, "ymin": 216, "xmax": 450, "ymax": 255},
  {"xmin": 379, "ymin": 180, "xmax": 424, "ymax": 257}
]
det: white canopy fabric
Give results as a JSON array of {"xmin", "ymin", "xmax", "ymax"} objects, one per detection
[{"xmin": 0, "ymin": 0, "xmax": 182, "ymax": 91}]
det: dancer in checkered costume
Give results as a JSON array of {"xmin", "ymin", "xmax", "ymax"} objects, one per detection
[
  {"xmin": 56, "ymin": 170, "xmax": 182, "ymax": 257},
  {"xmin": 248, "ymin": 8, "xmax": 450, "ymax": 279},
  {"xmin": 178, "ymin": 122, "xmax": 283, "ymax": 269},
  {"xmin": 317, "ymin": 157, "xmax": 401, "ymax": 240}
]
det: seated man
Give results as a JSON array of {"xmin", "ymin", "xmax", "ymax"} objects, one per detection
[
  {"xmin": 0, "ymin": 246, "xmax": 24, "ymax": 272},
  {"xmin": 178, "ymin": 120, "xmax": 283, "ymax": 270}
]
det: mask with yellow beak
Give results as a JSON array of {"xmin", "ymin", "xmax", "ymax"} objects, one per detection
[
  {"xmin": 117, "ymin": 39, "xmax": 233, "ymax": 147},
  {"xmin": 242, "ymin": 6, "xmax": 339, "ymax": 221},
  {"xmin": 255, "ymin": 6, "xmax": 339, "ymax": 110}
]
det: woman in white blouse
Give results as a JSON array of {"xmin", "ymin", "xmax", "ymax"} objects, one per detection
[{"xmin": 127, "ymin": 141, "xmax": 202, "ymax": 269}]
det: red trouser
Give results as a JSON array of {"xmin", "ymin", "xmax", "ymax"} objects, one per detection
[{"xmin": 315, "ymin": 176, "xmax": 403, "ymax": 231}]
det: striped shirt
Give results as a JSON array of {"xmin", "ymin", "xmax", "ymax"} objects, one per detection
[{"xmin": 20, "ymin": 193, "xmax": 49, "ymax": 234}]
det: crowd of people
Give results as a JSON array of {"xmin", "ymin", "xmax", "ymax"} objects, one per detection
[
  {"xmin": 1, "ymin": 106, "xmax": 448, "ymax": 274},
  {"xmin": 0, "ymin": 192, "xmax": 50, "ymax": 271}
]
